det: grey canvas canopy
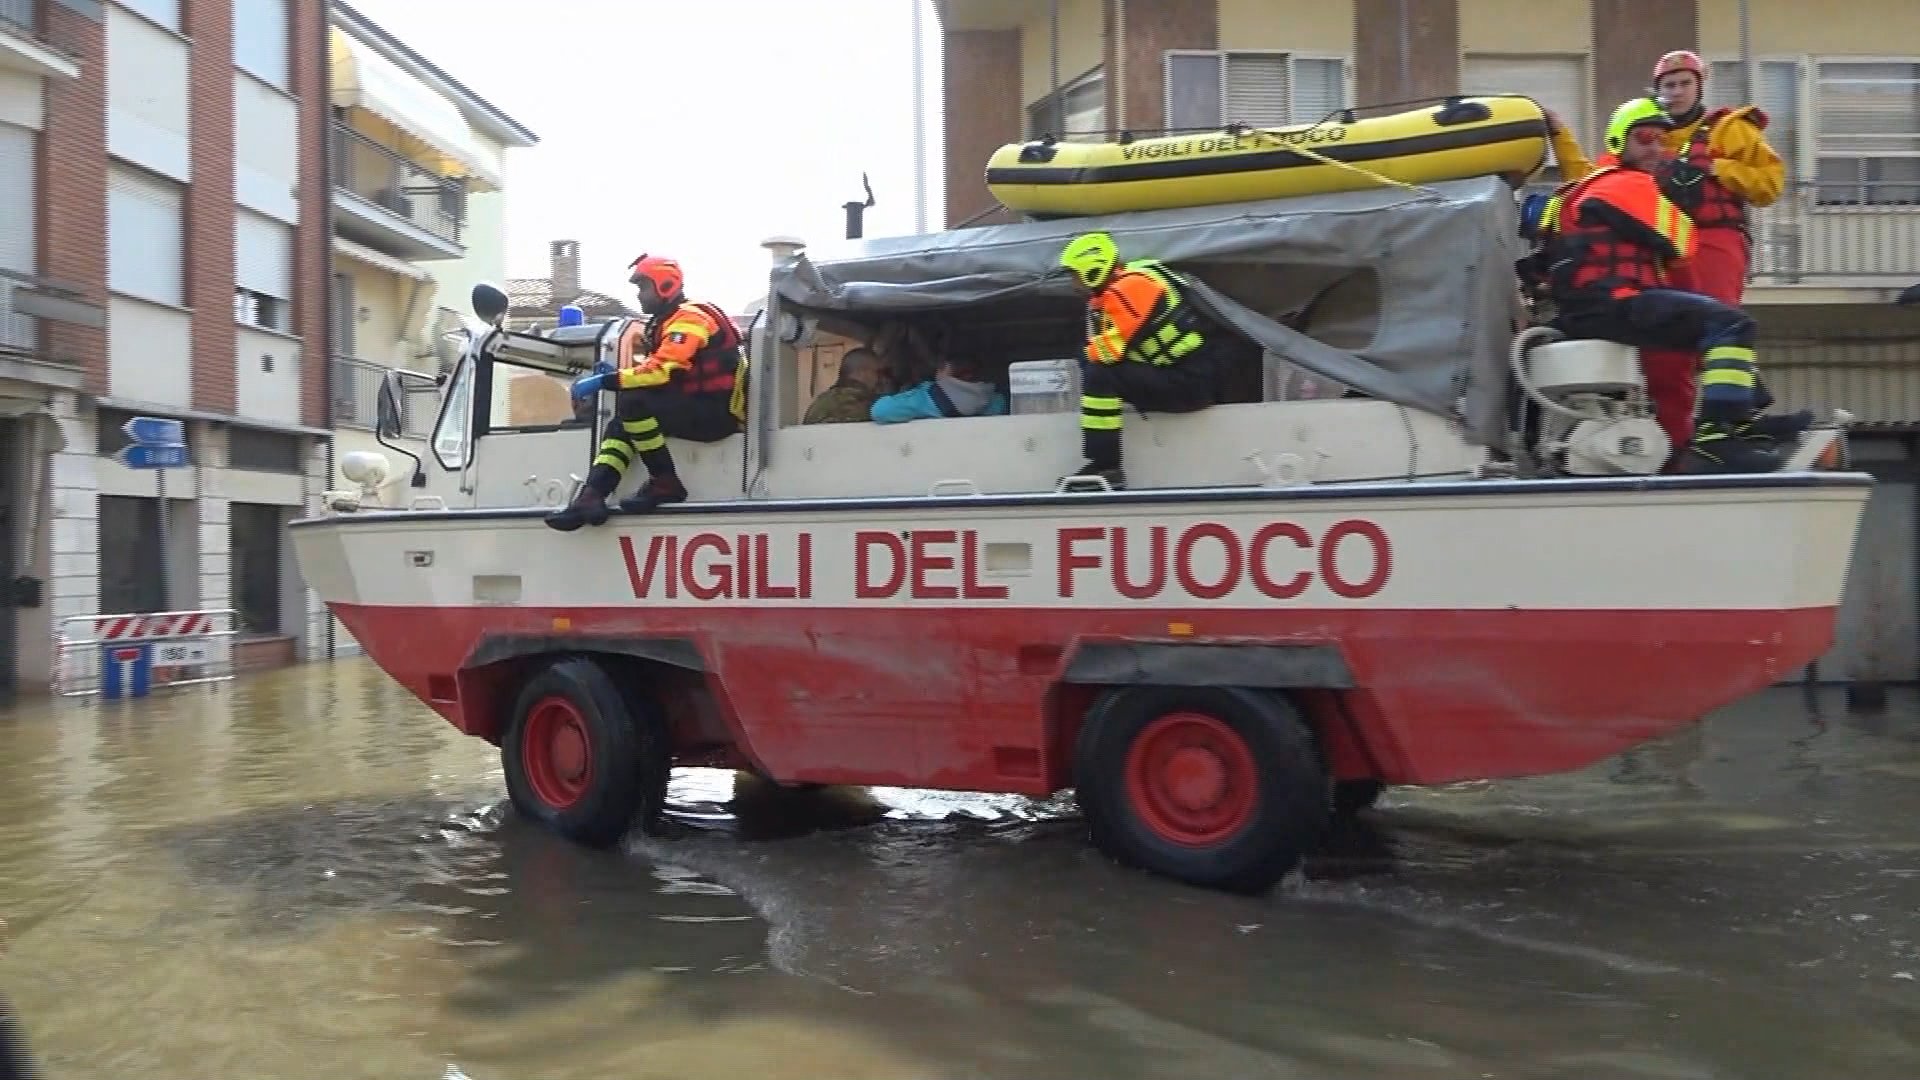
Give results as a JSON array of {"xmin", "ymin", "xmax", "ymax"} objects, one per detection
[{"xmin": 769, "ymin": 175, "xmax": 1530, "ymax": 448}]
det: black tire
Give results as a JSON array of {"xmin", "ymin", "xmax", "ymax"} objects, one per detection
[
  {"xmin": 1332, "ymin": 778, "xmax": 1385, "ymax": 816},
  {"xmin": 1073, "ymin": 685, "xmax": 1330, "ymax": 893},
  {"xmin": 502, "ymin": 657, "xmax": 667, "ymax": 847}
]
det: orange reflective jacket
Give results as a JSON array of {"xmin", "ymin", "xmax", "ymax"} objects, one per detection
[
  {"xmin": 1085, "ymin": 260, "xmax": 1207, "ymax": 367},
  {"xmin": 617, "ymin": 300, "xmax": 742, "ymax": 399},
  {"xmin": 1549, "ymin": 165, "xmax": 1699, "ymax": 300}
]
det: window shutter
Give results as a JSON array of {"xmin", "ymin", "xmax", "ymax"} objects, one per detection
[
  {"xmin": 235, "ymin": 210, "xmax": 292, "ymax": 299},
  {"xmin": 1461, "ymin": 54, "xmax": 1587, "ymax": 151},
  {"xmin": 1706, "ymin": 60, "xmax": 1802, "ymax": 179},
  {"xmin": 1224, "ymin": 53, "xmax": 1291, "ymax": 128},
  {"xmin": 0, "ymin": 122, "xmax": 35, "ymax": 351},
  {"xmin": 1812, "ymin": 61, "xmax": 1920, "ymax": 204},
  {"xmin": 107, "ymin": 165, "xmax": 184, "ymax": 306},
  {"xmin": 233, "ymin": 0, "xmax": 290, "ymax": 89},
  {"xmin": 1165, "ymin": 52, "xmax": 1224, "ymax": 132},
  {"xmin": 1289, "ymin": 58, "xmax": 1346, "ymax": 124}
]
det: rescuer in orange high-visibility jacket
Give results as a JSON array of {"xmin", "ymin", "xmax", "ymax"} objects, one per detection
[
  {"xmin": 546, "ymin": 254, "xmax": 747, "ymax": 531},
  {"xmin": 1546, "ymin": 97, "xmax": 1794, "ymax": 475},
  {"xmin": 1057, "ymin": 233, "xmax": 1225, "ymax": 490}
]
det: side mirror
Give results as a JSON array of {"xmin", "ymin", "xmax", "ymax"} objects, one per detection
[
  {"xmin": 376, "ymin": 369, "xmax": 405, "ymax": 439},
  {"xmin": 471, "ymin": 282, "xmax": 510, "ymax": 326}
]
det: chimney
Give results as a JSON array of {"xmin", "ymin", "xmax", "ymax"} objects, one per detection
[
  {"xmin": 761, "ymin": 235, "xmax": 805, "ymax": 265},
  {"xmin": 550, "ymin": 240, "xmax": 581, "ymax": 307}
]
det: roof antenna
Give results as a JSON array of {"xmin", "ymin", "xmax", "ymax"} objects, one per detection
[{"xmin": 844, "ymin": 172, "xmax": 877, "ymax": 240}]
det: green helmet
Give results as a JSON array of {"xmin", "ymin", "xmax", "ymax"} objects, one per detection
[
  {"xmin": 1604, "ymin": 96, "xmax": 1674, "ymax": 155},
  {"xmin": 1059, "ymin": 231, "xmax": 1119, "ymax": 290}
]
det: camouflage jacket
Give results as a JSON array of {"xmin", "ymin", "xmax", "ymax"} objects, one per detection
[{"xmin": 802, "ymin": 384, "xmax": 877, "ymax": 425}]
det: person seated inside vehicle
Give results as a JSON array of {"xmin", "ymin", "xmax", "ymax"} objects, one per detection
[
  {"xmin": 871, "ymin": 355, "xmax": 1008, "ymax": 424},
  {"xmin": 801, "ymin": 346, "xmax": 891, "ymax": 424}
]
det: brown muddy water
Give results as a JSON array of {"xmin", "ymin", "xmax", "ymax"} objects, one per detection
[{"xmin": 0, "ymin": 659, "xmax": 1916, "ymax": 1079}]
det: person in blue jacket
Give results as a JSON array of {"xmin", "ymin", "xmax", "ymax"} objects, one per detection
[{"xmin": 870, "ymin": 356, "xmax": 1008, "ymax": 424}]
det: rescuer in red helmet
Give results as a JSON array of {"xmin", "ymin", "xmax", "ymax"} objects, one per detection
[
  {"xmin": 544, "ymin": 254, "xmax": 747, "ymax": 531},
  {"xmin": 1635, "ymin": 49, "xmax": 1785, "ymax": 455}
]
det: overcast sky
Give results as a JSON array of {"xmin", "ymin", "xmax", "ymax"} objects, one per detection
[{"xmin": 348, "ymin": 0, "xmax": 944, "ymax": 311}]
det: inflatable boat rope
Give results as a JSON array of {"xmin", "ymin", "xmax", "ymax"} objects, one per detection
[{"xmin": 1240, "ymin": 122, "xmax": 1447, "ymax": 201}]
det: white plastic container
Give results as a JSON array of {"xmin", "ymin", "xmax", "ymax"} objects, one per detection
[{"xmin": 1008, "ymin": 358, "xmax": 1080, "ymax": 415}]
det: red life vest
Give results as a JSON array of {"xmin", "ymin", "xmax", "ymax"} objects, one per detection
[
  {"xmin": 643, "ymin": 300, "xmax": 741, "ymax": 398},
  {"xmin": 1670, "ymin": 107, "xmax": 1762, "ymax": 233},
  {"xmin": 1547, "ymin": 166, "xmax": 1680, "ymax": 301}
]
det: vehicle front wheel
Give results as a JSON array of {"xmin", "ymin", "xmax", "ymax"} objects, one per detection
[
  {"xmin": 1074, "ymin": 686, "xmax": 1330, "ymax": 893},
  {"xmin": 502, "ymin": 657, "xmax": 666, "ymax": 847}
]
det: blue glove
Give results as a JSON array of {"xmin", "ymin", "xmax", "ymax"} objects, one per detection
[{"xmin": 570, "ymin": 371, "xmax": 612, "ymax": 400}]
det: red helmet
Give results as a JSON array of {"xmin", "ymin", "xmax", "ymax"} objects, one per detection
[
  {"xmin": 1652, "ymin": 50, "xmax": 1704, "ymax": 84},
  {"xmin": 627, "ymin": 254, "xmax": 684, "ymax": 301}
]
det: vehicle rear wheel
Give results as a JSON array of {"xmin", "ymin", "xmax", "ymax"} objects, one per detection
[
  {"xmin": 1332, "ymin": 778, "xmax": 1385, "ymax": 815},
  {"xmin": 1074, "ymin": 686, "xmax": 1329, "ymax": 893},
  {"xmin": 502, "ymin": 657, "xmax": 667, "ymax": 847}
]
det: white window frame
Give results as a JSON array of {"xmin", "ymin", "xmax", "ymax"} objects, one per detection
[
  {"xmin": 106, "ymin": 162, "xmax": 185, "ymax": 308},
  {"xmin": 232, "ymin": 0, "xmax": 291, "ymax": 91},
  {"xmin": 1027, "ymin": 66, "xmax": 1107, "ymax": 142},
  {"xmin": 1808, "ymin": 55, "xmax": 1920, "ymax": 210},
  {"xmin": 1458, "ymin": 52, "xmax": 1591, "ymax": 185},
  {"xmin": 1162, "ymin": 49, "xmax": 1352, "ymax": 133}
]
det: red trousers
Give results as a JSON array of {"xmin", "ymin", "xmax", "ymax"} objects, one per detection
[{"xmin": 1644, "ymin": 228, "xmax": 1750, "ymax": 469}]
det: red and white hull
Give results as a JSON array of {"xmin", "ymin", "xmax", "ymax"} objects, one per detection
[{"xmin": 292, "ymin": 474, "xmax": 1870, "ymax": 792}]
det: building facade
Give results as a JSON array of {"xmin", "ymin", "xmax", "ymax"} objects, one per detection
[
  {"xmin": 322, "ymin": 0, "xmax": 535, "ymax": 657},
  {"xmin": 939, "ymin": 0, "xmax": 1920, "ymax": 684},
  {"xmin": 3, "ymin": 0, "xmax": 334, "ymax": 696}
]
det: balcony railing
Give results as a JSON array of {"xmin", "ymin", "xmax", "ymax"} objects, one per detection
[
  {"xmin": 1748, "ymin": 180, "xmax": 1920, "ymax": 284},
  {"xmin": 331, "ymin": 356, "xmax": 434, "ymax": 438},
  {"xmin": 328, "ymin": 123, "xmax": 466, "ymax": 247}
]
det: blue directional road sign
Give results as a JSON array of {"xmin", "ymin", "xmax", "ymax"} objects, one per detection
[
  {"xmin": 122, "ymin": 416, "xmax": 184, "ymax": 445},
  {"xmin": 118, "ymin": 442, "xmax": 189, "ymax": 469},
  {"xmin": 101, "ymin": 643, "xmax": 153, "ymax": 700},
  {"xmin": 118, "ymin": 415, "xmax": 189, "ymax": 470}
]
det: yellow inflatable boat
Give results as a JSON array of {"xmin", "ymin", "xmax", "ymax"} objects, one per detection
[{"xmin": 985, "ymin": 96, "xmax": 1552, "ymax": 217}]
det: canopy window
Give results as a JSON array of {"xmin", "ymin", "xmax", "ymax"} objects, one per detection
[{"xmin": 328, "ymin": 28, "xmax": 502, "ymax": 191}]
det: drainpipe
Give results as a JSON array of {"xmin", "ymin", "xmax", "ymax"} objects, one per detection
[
  {"xmin": 1738, "ymin": 0, "xmax": 1753, "ymax": 105},
  {"xmin": 911, "ymin": 0, "xmax": 927, "ymax": 233},
  {"xmin": 1049, "ymin": 0, "xmax": 1060, "ymax": 131},
  {"xmin": 318, "ymin": 0, "xmax": 338, "ymax": 662}
]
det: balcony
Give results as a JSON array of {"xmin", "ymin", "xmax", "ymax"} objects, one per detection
[
  {"xmin": 0, "ymin": 0, "xmax": 81, "ymax": 79},
  {"xmin": 1747, "ymin": 181, "xmax": 1920, "ymax": 294},
  {"xmin": 330, "ymin": 356, "xmax": 435, "ymax": 438},
  {"xmin": 330, "ymin": 123, "xmax": 467, "ymax": 262}
]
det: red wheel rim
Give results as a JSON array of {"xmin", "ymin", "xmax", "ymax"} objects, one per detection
[
  {"xmin": 522, "ymin": 695, "xmax": 594, "ymax": 809},
  {"xmin": 1124, "ymin": 711, "xmax": 1259, "ymax": 847}
]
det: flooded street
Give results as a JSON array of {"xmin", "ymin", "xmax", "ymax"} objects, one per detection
[{"xmin": 1, "ymin": 661, "xmax": 1916, "ymax": 1079}]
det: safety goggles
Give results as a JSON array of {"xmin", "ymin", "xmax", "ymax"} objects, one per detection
[{"xmin": 1628, "ymin": 126, "xmax": 1667, "ymax": 147}]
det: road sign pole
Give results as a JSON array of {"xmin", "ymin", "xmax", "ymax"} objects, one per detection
[{"xmin": 155, "ymin": 466, "xmax": 170, "ymax": 611}]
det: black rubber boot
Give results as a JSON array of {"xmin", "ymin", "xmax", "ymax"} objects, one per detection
[
  {"xmin": 545, "ymin": 488, "xmax": 611, "ymax": 532},
  {"xmin": 619, "ymin": 474, "xmax": 689, "ymax": 513},
  {"xmin": 1671, "ymin": 420, "xmax": 1785, "ymax": 475},
  {"xmin": 1063, "ymin": 429, "xmax": 1126, "ymax": 490},
  {"xmin": 1747, "ymin": 408, "xmax": 1816, "ymax": 445}
]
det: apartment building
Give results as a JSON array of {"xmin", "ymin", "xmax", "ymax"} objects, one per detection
[
  {"xmin": 2, "ymin": 0, "xmax": 336, "ymax": 696},
  {"xmin": 322, "ymin": 0, "xmax": 535, "ymax": 656},
  {"xmin": 939, "ymin": 0, "xmax": 1920, "ymax": 685}
]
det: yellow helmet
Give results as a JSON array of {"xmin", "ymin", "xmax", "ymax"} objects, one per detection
[
  {"xmin": 1604, "ymin": 96, "xmax": 1674, "ymax": 155},
  {"xmin": 1059, "ymin": 231, "xmax": 1119, "ymax": 290}
]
